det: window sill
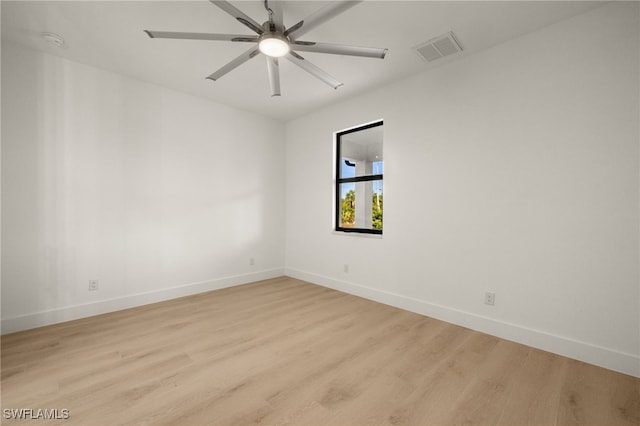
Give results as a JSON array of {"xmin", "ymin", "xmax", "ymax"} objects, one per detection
[{"xmin": 332, "ymin": 230, "xmax": 383, "ymax": 239}]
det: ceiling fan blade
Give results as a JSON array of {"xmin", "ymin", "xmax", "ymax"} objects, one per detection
[
  {"xmin": 209, "ymin": 0, "xmax": 264, "ymax": 34},
  {"xmin": 286, "ymin": 52, "xmax": 343, "ymax": 90},
  {"xmin": 144, "ymin": 30, "xmax": 258, "ymax": 43},
  {"xmin": 285, "ymin": 1, "xmax": 361, "ymax": 39},
  {"xmin": 291, "ymin": 42, "xmax": 387, "ymax": 59},
  {"xmin": 207, "ymin": 47, "xmax": 261, "ymax": 81},
  {"xmin": 266, "ymin": 57, "xmax": 281, "ymax": 97}
]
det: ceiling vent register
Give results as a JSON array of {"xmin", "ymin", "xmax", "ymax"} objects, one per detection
[{"xmin": 414, "ymin": 31, "xmax": 463, "ymax": 62}]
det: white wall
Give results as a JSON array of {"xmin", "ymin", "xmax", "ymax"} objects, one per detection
[
  {"xmin": 284, "ymin": 2, "xmax": 640, "ymax": 377},
  {"xmin": 1, "ymin": 41, "xmax": 285, "ymax": 332}
]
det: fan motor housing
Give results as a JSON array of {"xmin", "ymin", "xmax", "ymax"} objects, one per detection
[{"xmin": 258, "ymin": 21, "xmax": 290, "ymax": 57}]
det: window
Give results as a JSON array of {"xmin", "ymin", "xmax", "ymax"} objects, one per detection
[{"xmin": 335, "ymin": 121, "xmax": 383, "ymax": 234}]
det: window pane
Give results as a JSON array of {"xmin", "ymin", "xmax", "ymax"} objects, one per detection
[
  {"xmin": 339, "ymin": 182, "xmax": 356, "ymax": 228},
  {"xmin": 338, "ymin": 180, "xmax": 383, "ymax": 231},
  {"xmin": 339, "ymin": 125, "xmax": 383, "ymax": 178}
]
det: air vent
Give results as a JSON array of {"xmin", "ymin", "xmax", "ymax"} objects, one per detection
[{"xmin": 414, "ymin": 31, "xmax": 463, "ymax": 63}]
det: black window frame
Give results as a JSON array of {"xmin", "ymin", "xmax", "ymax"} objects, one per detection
[{"xmin": 335, "ymin": 120, "xmax": 384, "ymax": 235}]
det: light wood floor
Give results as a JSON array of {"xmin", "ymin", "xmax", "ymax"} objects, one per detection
[{"xmin": 1, "ymin": 277, "xmax": 638, "ymax": 425}]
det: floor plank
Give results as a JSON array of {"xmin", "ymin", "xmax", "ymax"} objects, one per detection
[{"xmin": 1, "ymin": 277, "xmax": 638, "ymax": 425}]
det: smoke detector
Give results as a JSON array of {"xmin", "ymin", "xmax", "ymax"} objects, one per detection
[{"xmin": 414, "ymin": 31, "xmax": 463, "ymax": 63}]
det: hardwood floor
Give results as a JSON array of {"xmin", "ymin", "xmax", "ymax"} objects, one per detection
[{"xmin": 1, "ymin": 277, "xmax": 638, "ymax": 425}]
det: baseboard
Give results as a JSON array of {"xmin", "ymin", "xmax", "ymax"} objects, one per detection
[
  {"xmin": 1, "ymin": 268, "xmax": 285, "ymax": 335},
  {"xmin": 285, "ymin": 267, "xmax": 640, "ymax": 378}
]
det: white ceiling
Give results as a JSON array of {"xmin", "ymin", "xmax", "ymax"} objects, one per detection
[{"xmin": 1, "ymin": 1, "xmax": 605, "ymax": 121}]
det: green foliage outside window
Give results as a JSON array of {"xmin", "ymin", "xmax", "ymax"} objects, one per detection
[
  {"xmin": 341, "ymin": 190, "xmax": 383, "ymax": 230},
  {"xmin": 372, "ymin": 193, "xmax": 383, "ymax": 230},
  {"xmin": 341, "ymin": 190, "xmax": 356, "ymax": 227}
]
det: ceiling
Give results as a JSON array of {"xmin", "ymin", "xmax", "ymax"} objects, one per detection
[{"xmin": 1, "ymin": 1, "xmax": 604, "ymax": 122}]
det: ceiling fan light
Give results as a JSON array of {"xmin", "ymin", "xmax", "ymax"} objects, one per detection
[{"xmin": 259, "ymin": 34, "xmax": 290, "ymax": 57}]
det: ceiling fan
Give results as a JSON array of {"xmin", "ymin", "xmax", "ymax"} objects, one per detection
[{"xmin": 144, "ymin": 0, "xmax": 387, "ymax": 97}]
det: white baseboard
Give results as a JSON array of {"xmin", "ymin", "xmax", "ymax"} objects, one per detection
[
  {"xmin": 1, "ymin": 268, "xmax": 285, "ymax": 335},
  {"xmin": 285, "ymin": 267, "xmax": 640, "ymax": 378}
]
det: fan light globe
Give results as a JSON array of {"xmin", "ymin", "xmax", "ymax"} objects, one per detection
[{"xmin": 259, "ymin": 35, "xmax": 290, "ymax": 57}]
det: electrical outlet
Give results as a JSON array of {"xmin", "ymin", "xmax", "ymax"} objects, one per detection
[
  {"xmin": 89, "ymin": 280, "xmax": 99, "ymax": 291},
  {"xmin": 343, "ymin": 264, "xmax": 349, "ymax": 273},
  {"xmin": 249, "ymin": 257, "xmax": 255, "ymax": 266},
  {"xmin": 484, "ymin": 291, "xmax": 495, "ymax": 306}
]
